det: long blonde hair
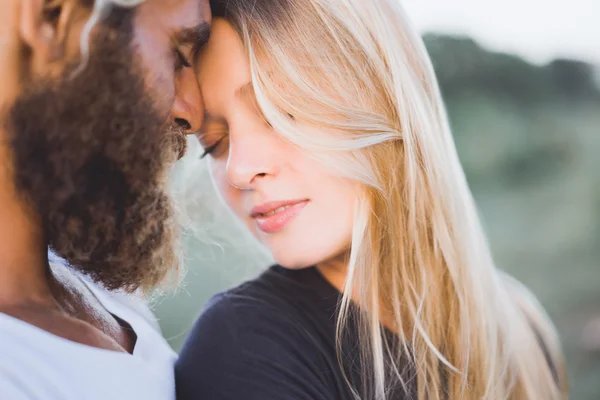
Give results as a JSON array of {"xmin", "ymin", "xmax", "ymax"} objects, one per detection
[{"xmin": 212, "ymin": 0, "xmax": 567, "ymax": 398}]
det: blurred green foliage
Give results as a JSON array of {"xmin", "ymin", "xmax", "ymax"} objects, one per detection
[{"xmin": 154, "ymin": 35, "xmax": 600, "ymax": 399}]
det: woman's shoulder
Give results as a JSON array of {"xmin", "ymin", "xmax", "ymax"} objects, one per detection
[
  {"xmin": 175, "ymin": 266, "xmax": 343, "ymax": 400},
  {"xmin": 193, "ymin": 264, "xmax": 337, "ymax": 338},
  {"xmin": 176, "ymin": 265, "xmax": 342, "ymax": 374}
]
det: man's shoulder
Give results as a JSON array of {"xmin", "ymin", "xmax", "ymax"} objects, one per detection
[
  {"xmin": 0, "ymin": 302, "xmax": 175, "ymax": 400},
  {"xmin": 0, "ymin": 306, "xmax": 126, "ymax": 352}
]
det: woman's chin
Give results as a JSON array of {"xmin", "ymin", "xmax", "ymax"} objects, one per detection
[
  {"xmin": 274, "ymin": 256, "xmax": 315, "ymax": 270},
  {"xmin": 265, "ymin": 240, "xmax": 349, "ymax": 271},
  {"xmin": 269, "ymin": 250, "xmax": 318, "ymax": 270}
]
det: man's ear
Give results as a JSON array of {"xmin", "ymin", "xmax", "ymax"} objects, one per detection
[{"xmin": 19, "ymin": 0, "xmax": 83, "ymax": 74}]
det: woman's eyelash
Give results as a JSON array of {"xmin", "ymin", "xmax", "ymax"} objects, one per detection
[{"xmin": 200, "ymin": 136, "xmax": 227, "ymax": 159}]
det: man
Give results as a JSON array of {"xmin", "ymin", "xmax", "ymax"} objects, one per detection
[{"xmin": 0, "ymin": 0, "xmax": 210, "ymax": 399}]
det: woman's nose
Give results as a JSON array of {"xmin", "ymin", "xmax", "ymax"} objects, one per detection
[{"xmin": 225, "ymin": 124, "xmax": 281, "ymax": 190}]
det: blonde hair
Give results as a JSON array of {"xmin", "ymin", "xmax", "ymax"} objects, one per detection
[{"xmin": 213, "ymin": 0, "xmax": 568, "ymax": 398}]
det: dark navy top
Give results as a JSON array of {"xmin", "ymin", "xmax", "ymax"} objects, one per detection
[{"xmin": 175, "ymin": 265, "xmax": 414, "ymax": 400}]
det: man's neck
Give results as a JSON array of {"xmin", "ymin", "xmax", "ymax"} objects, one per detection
[
  {"xmin": 0, "ymin": 158, "xmax": 136, "ymax": 353},
  {"xmin": 0, "ymin": 143, "xmax": 51, "ymax": 307}
]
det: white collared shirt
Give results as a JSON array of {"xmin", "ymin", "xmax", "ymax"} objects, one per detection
[{"xmin": 0, "ymin": 270, "xmax": 176, "ymax": 400}]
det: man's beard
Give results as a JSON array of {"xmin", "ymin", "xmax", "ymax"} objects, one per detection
[{"xmin": 5, "ymin": 14, "xmax": 187, "ymax": 292}]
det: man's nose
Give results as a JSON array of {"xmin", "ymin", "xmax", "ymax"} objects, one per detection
[{"xmin": 171, "ymin": 68, "xmax": 203, "ymax": 133}]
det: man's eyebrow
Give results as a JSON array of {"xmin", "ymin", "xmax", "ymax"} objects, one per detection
[{"xmin": 176, "ymin": 22, "xmax": 211, "ymax": 63}]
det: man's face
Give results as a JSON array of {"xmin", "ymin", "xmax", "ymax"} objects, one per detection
[
  {"xmin": 134, "ymin": 0, "xmax": 211, "ymax": 119},
  {"xmin": 3, "ymin": 0, "xmax": 210, "ymax": 292}
]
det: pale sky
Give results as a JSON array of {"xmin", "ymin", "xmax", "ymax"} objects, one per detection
[{"xmin": 403, "ymin": 0, "xmax": 600, "ymax": 66}]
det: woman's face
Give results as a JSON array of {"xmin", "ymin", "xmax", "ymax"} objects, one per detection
[{"xmin": 195, "ymin": 19, "xmax": 359, "ymax": 269}]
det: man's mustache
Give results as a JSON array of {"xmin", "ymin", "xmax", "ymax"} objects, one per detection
[{"xmin": 164, "ymin": 124, "xmax": 189, "ymax": 161}]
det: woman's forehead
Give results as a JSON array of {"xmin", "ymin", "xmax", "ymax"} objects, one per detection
[{"xmin": 197, "ymin": 20, "xmax": 251, "ymax": 92}]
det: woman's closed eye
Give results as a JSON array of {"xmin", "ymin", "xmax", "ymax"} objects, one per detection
[{"xmin": 196, "ymin": 130, "xmax": 229, "ymax": 159}]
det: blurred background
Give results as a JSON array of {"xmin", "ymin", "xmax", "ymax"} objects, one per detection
[{"xmin": 154, "ymin": 1, "xmax": 600, "ymax": 398}]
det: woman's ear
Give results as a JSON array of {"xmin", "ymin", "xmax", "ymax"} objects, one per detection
[{"xmin": 19, "ymin": 0, "xmax": 83, "ymax": 74}]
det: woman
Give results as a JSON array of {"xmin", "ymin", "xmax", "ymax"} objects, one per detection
[{"xmin": 176, "ymin": 0, "xmax": 567, "ymax": 399}]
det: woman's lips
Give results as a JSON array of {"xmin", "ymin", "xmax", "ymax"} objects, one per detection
[{"xmin": 252, "ymin": 200, "xmax": 309, "ymax": 233}]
